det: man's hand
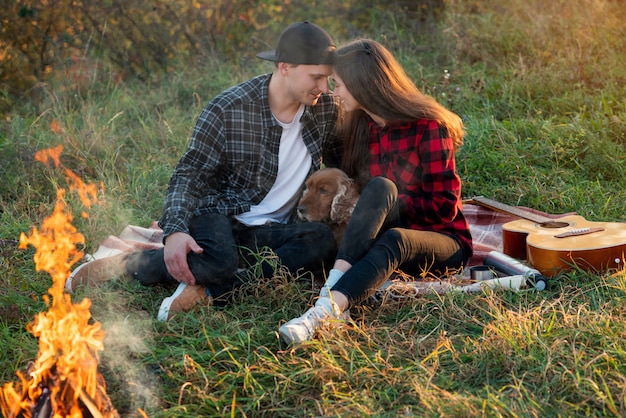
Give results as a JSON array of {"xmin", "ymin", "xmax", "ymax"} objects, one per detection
[{"xmin": 163, "ymin": 232, "xmax": 204, "ymax": 285}]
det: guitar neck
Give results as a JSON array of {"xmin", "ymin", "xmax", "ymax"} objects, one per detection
[{"xmin": 467, "ymin": 196, "xmax": 553, "ymax": 224}]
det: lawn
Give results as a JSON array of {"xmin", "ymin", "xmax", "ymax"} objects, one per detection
[{"xmin": 1, "ymin": 0, "xmax": 625, "ymax": 416}]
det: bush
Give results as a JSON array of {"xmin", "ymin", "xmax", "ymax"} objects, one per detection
[{"xmin": 0, "ymin": 0, "xmax": 447, "ymax": 116}]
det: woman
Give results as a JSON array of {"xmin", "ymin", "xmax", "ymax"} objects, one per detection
[{"xmin": 279, "ymin": 39, "xmax": 474, "ymax": 344}]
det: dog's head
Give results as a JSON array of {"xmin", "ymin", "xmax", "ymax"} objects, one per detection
[{"xmin": 297, "ymin": 168, "xmax": 359, "ymax": 225}]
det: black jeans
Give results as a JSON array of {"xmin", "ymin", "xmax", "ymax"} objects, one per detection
[
  {"xmin": 332, "ymin": 177, "xmax": 468, "ymax": 307},
  {"xmin": 125, "ymin": 212, "xmax": 337, "ymax": 298}
]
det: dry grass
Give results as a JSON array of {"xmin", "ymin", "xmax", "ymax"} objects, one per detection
[{"xmin": 1, "ymin": 0, "xmax": 626, "ymax": 416}]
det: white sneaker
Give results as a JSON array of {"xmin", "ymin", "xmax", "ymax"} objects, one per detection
[
  {"xmin": 157, "ymin": 282, "xmax": 211, "ymax": 322},
  {"xmin": 66, "ymin": 252, "xmax": 128, "ymax": 292},
  {"xmin": 279, "ymin": 297, "xmax": 344, "ymax": 345}
]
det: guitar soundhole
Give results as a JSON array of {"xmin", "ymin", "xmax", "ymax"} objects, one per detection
[{"xmin": 538, "ymin": 221, "xmax": 570, "ymax": 229}]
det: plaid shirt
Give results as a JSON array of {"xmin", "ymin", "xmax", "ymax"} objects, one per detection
[
  {"xmin": 159, "ymin": 74, "xmax": 342, "ymax": 238},
  {"xmin": 369, "ymin": 119, "xmax": 473, "ymax": 258}
]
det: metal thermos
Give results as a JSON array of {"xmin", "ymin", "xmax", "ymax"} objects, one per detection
[{"xmin": 483, "ymin": 251, "xmax": 548, "ymax": 291}]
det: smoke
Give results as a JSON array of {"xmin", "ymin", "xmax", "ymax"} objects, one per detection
[{"xmin": 96, "ymin": 297, "xmax": 162, "ymax": 413}]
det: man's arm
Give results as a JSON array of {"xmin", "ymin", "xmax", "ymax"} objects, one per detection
[
  {"xmin": 158, "ymin": 103, "xmax": 227, "ymax": 283},
  {"xmin": 159, "ymin": 103, "xmax": 226, "ymax": 238}
]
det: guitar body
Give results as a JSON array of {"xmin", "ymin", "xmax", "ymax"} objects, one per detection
[
  {"xmin": 502, "ymin": 215, "xmax": 626, "ymax": 277},
  {"xmin": 467, "ymin": 197, "xmax": 626, "ymax": 277}
]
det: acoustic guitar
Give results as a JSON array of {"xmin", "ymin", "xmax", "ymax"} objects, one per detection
[{"xmin": 467, "ymin": 196, "xmax": 626, "ymax": 277}]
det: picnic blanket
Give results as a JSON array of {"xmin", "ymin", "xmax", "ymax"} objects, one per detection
[{"xmin": 83, "ymin": 204, "xmax": 570, "ymax": 292}]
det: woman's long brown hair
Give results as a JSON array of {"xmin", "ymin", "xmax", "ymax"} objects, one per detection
[{"xmin": 334, "ymin": 39, "xmax": 465, "ymax": 189}]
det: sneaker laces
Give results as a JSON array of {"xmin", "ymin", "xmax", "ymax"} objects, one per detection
[{"xmin": 294, "ymin": 298, "xmax": 340, "ymax": 332}]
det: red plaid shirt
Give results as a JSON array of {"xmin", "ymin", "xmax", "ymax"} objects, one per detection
[{"xmin": 369, "ymin": 119, "xmax": 473, "ymax": 258}]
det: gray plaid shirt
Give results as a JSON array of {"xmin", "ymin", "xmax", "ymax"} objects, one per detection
[{"xmin": 159, "ymin": 74, "xmax": 342, "ymax": 238}]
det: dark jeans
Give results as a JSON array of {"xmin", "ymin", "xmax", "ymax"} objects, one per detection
[
  {"xmin": 125, "ymin": 212, "xmax": 337, "ymax": 298},
  {"xmin": 332, "ymin": 177, "xmax": 468, "ymax": 307}
]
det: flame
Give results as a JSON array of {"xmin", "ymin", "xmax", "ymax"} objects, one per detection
[{"xmin": 0, "ymin": 146, "xmax": 118, "ymax": 417}]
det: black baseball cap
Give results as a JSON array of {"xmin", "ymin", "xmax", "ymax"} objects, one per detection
[{"xmin": 256, "ymin": 21, "xmax": 335, "ymax": 65}]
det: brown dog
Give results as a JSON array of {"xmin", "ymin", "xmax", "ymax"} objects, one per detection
[{"xmin": 297, "ymin": 167, "xmax": 360, "ymax": 245}]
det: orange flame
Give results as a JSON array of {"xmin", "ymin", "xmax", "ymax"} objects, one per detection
[{"xmin": 0, "ymin": 146, "xmax": 118, "ymax": 417}]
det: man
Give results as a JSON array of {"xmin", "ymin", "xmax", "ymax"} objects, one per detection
[{"xmin": 68, "ymin": 21, "xmax": 342, "ymax": 321}]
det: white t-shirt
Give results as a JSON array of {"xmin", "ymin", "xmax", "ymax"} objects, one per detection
[{"xmin": 235, "ymin": 104, "xmax": 311, "ymax": 226}]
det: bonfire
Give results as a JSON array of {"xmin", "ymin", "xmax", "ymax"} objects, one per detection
[{"xmin": 0, "ymin": 146, "xmax": 119, "ymax": 417}]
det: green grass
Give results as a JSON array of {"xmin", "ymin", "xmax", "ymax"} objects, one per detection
[{"xmin": 1, "ymin": 0, "xmax": 626, "ymax": 416}]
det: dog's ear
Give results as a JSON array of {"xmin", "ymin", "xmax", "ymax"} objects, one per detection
[{"xmin": 330, "ymin": 177, "xmax": 359, "ymax": 223}]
